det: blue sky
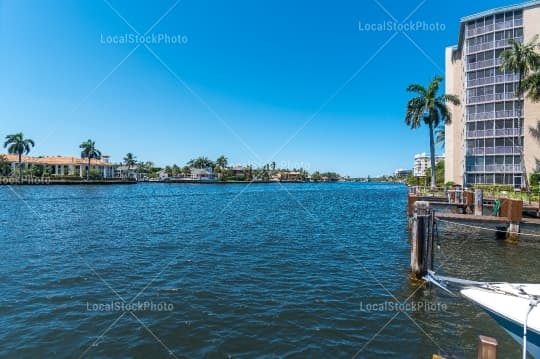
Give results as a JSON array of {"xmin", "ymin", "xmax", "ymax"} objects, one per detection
[{"xmin": 0, "ymin": 0, "xmax": 520, "ymax": 176}]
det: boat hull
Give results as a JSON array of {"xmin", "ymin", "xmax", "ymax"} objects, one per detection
[{"xmin": 461, "ymin": 285, "xmax": 540, "ymax": 359}]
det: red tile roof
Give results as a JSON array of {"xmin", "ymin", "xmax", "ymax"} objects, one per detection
[{"xmin": 2, "ymin": 154, "xmax": 112, "ymax": 166}]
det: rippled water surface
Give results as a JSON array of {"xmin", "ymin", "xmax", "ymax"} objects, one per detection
[{"xmin": 1, "ymin": 183, "xmax": 539, "ymax": 358}]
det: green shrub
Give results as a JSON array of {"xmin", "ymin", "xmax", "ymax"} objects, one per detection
[{"xmin": 530, "ymin": 173, "xmax": 540, "ymax": 187}]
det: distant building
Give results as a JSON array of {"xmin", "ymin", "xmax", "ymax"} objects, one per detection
[
  {"xmin": 3, "ymin": 154, "xmax": 115, "ymax": 178},
  {"xmin": 394, "ymin": 169, "xmax": 413, "ymax": 178},
  {"xmin": 414, "ymin": 153, "xmax": 444, "ymax": 177},
  {"xmin": 190, "ymin": 167, "xmax": 216, "ymax": 180},
  {"xmin": 231, "ymin": 165, "xmax": 246, "ymax": 179}
]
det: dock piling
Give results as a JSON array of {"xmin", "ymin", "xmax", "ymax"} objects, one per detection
[
  {"xmin": 507, "ymin": 199, "xmax": 522, "ymax": 242},
  {"xmin": 477, "ymin": 335, "xmax": 497, "ymax": 359},
  {"xmin": 474, "ymin": 189, "xmax": 483, "ymax": 216},
  {"xmin": 410, "ymin": 201, "xmax": 434, "ymax": 279}
]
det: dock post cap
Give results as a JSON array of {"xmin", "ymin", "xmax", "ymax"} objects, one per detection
[
  {"xmin": 478, "ymin": 335, "xmax": 497, "ymax": 345},
  {"xmin": 414, "ymin": 201, "xmax": 430, "ymax": 209}
]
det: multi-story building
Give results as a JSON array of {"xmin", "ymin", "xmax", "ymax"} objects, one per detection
[
  {"xmin": 414, "ymin": 153, "xmax": 444, "ymax": 177},
  {"xmin": 445, "ymin": 1, "xmax": 540, "ymax": 187},
  {"xmin": 394, "ymin": 168, "xmax": 413, "ymax": 178}
]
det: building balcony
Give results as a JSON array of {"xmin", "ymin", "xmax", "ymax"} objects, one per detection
[
  {"xmin": 465, "ymin": 20, "xmax": 522, "ymax": 38},
  {"xmin": 466, "ymin": 146, "xmax": 522, "ymax": 156},
  {"xmin": 467, "ymin": 110, "xmax": 522, "ymax": 121},
  {"xmin": 466, "ymin": 128, "xmax": 523, "ymax": 138},
  {"xmin": 466, "ymin": 74, "xmax": 519, "ymax": 87},
  {"xmin": 466, "ymin": 58, "xmax": 503, "ymax": 71},
  {"xmin": 467, "ymin": 92, "xmax": 516, "ymax": 104},
  {"xmin": 466, "ymin": 164, "xmax": 522, "ymax": 173}
]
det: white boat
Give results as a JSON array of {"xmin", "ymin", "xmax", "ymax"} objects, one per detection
[{"xmin": 426, "ymin": 271, "xmax": 540, "ymax": 358}]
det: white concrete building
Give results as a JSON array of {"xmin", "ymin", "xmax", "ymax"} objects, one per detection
[{"xmin": 414, "ymin": 153, "xmax": 444, "ymax": 177}]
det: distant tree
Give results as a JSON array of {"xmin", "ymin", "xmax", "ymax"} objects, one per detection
[
  {"xmin": 405, "ymin": 76, "xmax": 460, "ymax": 189},
  {"xmin": 425, "ymin": 160, "xmax": 445, "ymax": 187},
  {"xmin": 215, "ymin": 155, "xmax": 228, "ymax": 179},
  {"xmin": 4, "ymin": 133, "xmax": 35, "ymax": 183},
  {"xmin": 80, "ymin": 139, "xmax": 102, "ymax": 180},
  {"xmin": 171, "ymin": 164, "xmax": 181, "ymax": 176},
  {"xmin": 187, "ymin": 157, "xmax": 214, "ymax": 169},
  {"xmin": 123, "ymin": 153, "xmax": 137, "ymax": 168},
  {"xmin": 0, "ymin": 154, "xmax": 11, "ymax": 176}
]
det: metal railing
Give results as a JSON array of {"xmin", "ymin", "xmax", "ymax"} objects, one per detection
[
  {"xmin": 465, "ymin": 19, "xmax": 522, "ymax": 37},
  {"xmin": 466, "ymin": 146, "xmax": 523, "ymax": 155},
  {"xmin": 467, "ymin": 74, "xmax": 520, "ymax": 87},
  {"xmin": 467, "ymin": 110, "xmax": 523, "ymax": 121},
  {"xmin": 466, "ymin": 164, "xmax": 522, "ymax": 172},
  {"xmin": 466, "ymin": 58, "xmax": 503, "ymax": 71}
]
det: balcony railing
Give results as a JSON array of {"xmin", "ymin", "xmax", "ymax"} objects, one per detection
[
  {"xmin": 467, "ymin": 74, "xmax": 520, "ymax": 87},
  {"xmin": 466, "ymin": 128, "xmax": 523, "ymax": 138},
  {"xmin": 466, "ymin": 164, "xmax": 522, "ymax": 172},
  {"xmin": 467, "ymin": 58, "xmax": 503, "ymax": 71},
  {"xmin": 466, "ymin": 20, "xmax": 522, "ymax": 37},
  {"xmin": 467, "ymin": 110, "xmax": 522, "ymax": 121},
  {"xmin": 466, "ymin": 36, "xmax": 523, "ymax": 56},
  {"xmin": 467, "ymin": 92, "xmax": 516, "ymax": 104},
  {"xmin": 466, "ymin": 146, "xmax": 522, "ymax": 155}
]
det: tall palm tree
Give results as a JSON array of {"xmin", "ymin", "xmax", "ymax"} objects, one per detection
[
  {"xmin": 4, "ymin": 133, "xmax": 35, "ymax": 183},
  {"xmin": 405, "ymin": 76, "xmax": 460, "ymax": 189},
  {"xmin": 500, "ymin": 35, "xmax": 540, "ymax": 190},
  {"xmin": 80, "ymin": 139, "xmax": 102, "ymax": 180}
]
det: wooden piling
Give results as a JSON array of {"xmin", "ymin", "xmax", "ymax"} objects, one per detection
[
  {"xmin": 507, "ymin": 198, "xmax": 522, "ymax": 242},
  {"xmin": 407, "ymin": 194, "xmax": 417, "ymax": 217},
  {"xmin": 474, "ymin": 189, "xmax": 483, "ymax": 216},
  {"xmin": 410, "ymin": 201, "xmax": 434, "ymax": 279},
  {"xmin": 477, "ymin": 335, "xmax": 497, "ymax": 359}
]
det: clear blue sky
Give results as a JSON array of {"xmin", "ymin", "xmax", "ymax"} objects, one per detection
[{"xmin": 0, "ymin": 0, "xmax": 518, "ymax": 176}]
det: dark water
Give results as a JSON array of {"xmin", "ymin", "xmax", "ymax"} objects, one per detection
[{"xmin": 1, "ymin": 183, "xmax": 539, "ymax": 358}]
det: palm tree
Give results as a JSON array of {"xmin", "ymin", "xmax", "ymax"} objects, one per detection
[
  {"xmin": 79, "ymin": 139, "xmax": 102, "ymax": 180},
  {"xmin": 123, "ymin": 153, "xmax": 137, "ymax": 168},
  {"xmin": 216, "ymin": 155, "xmax": 228, "ymax": 170},
  {"xmin": 122, "ymin": 152, "xmax": 137, "ymax": 178},
  {"xmin": 187, "ymin": 156, "xmax": 214, "ymax": 169},
  {"xmin": 435, "ymin": 125, "xmax": 445, "ymax": 150},
  {"xmin": 4, "ymin": 133, "xmax": 35, "ymax": 183},
  {"xmin": 215, "ymin": 155, "xmax": 228, "ymax": 179},
  {"xmin": 405, "ymin": 76, "xmax": 460, "ymax": 189},
  {"xmin": 522, "ymin": 72, "xmax": 540, "ymax": 102},
  {"xmin": 500, "ymin": 35, "xmax": 540, "ymax": 190}
]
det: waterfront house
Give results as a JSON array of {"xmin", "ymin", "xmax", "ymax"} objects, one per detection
[
  {"xmin": 231, "ymin": 165, "xmax": 246, "ymax": 179},
  {"xmin": 190, "ymin": 167, "xmax": 216, "ymax": 180},
  {"xmin": 3, "ymin": 154, "xmax": 115, "ymax": 178}
]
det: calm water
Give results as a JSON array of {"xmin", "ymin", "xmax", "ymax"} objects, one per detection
[{"xmin": 1, "ymin": 183, "xmax": 539, "ymax": 358}]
